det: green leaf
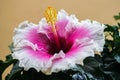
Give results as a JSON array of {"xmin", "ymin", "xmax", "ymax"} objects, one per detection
[
  {"xmin": 8, "ymin": 43, "xmax": 14, "ymax": 53},
  {"xmin": 72, "ymin": 72, "xmax": 88, "ymax": 80},
  {"xmin": 70, "ymin": 65, "xmax": 91, "ymax": 80},
  {"xmin": 104, "ymin": 24, "xmax": 115, "ymax": 32},
  {"xmin": 5, "ymin": 62, "xmax": 23, "ymax": 80},
  {"xmin": 114, "ymin": 54, "xmax": 120, "ymax": 63},
  {"xmin": 0, "ymin": 55, "xmax": 17, "ymax": 80},
  {"xmin": 83, "ymin": 56, "xmax": 100, "ymax": 72},
  {"xmin": 114, "ymin": 12, "xmax": 120, "ymax": 20}
]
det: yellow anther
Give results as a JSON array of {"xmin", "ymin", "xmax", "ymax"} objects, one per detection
[{"xmin": 44, "ymin": 7, "xmax": 57, "ymax": 26}]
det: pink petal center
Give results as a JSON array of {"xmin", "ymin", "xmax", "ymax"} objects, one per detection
[{"xmin": 25, "ymin": 21, "xmax": 90, "ymax": 59}]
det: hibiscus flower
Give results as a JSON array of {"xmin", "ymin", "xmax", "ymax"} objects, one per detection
[{"xmin": 12, "ymin": 7, "xmax": 105, "ymax": 75}]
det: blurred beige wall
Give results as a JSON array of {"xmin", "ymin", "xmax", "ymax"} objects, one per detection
[{"xmin": 0, "ymin": 0, "xmax": 120, "ymax": 60}]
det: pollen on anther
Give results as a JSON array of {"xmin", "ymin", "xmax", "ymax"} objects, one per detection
[{"xmin": 44, "ymin": 7, "xmax": 57, "ymax": 26}]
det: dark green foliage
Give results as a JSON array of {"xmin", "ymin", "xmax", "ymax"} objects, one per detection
[
  {"xmin": 101, "ymin": 22, "xmax": 120, "ymax": 80},
  {"xmin": 0, "ymin": 55, "xmax": 17, "ymax": 80},
  {"xmin": 5, "ymin": 62, "xmax": 23, "ymax": 80}
]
